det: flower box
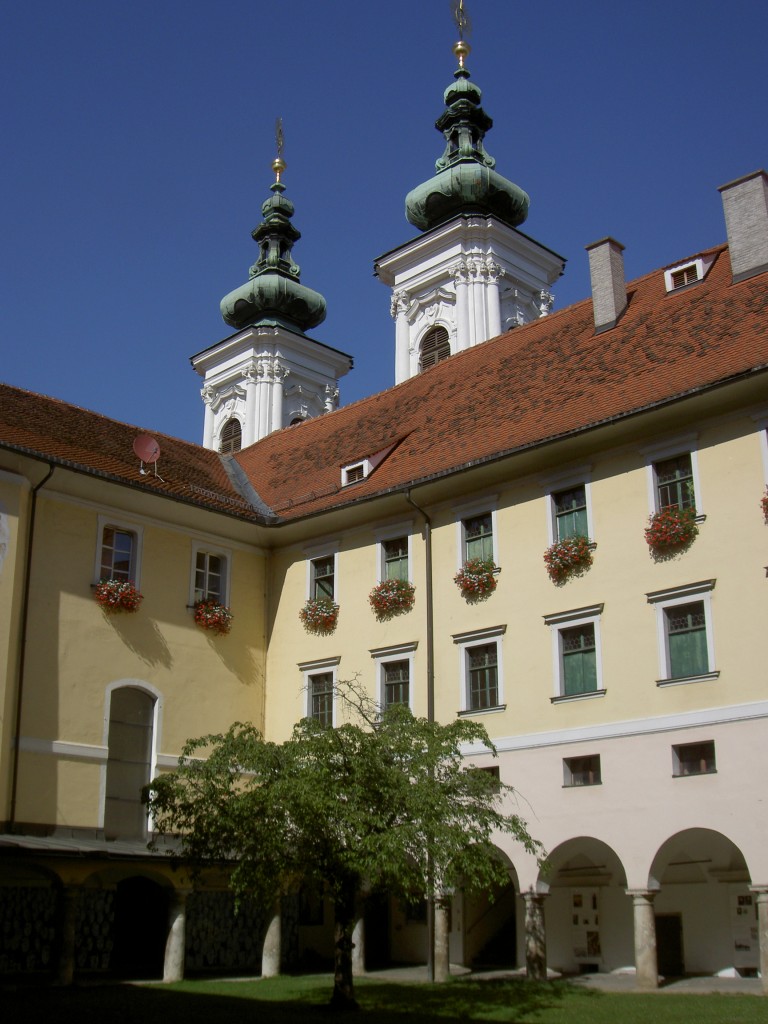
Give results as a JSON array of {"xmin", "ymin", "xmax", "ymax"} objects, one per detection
[
  {"xmin": 369, "ymin": 578, "xmax": 415, "ymax": 620},
  {"xmin": 544, "ymin": 536, "xmax": 594, "ymax": 585},
  {"xmin": 645, "ymin": 505, "xmax": 698, "ymax": 555},
  {"xmin": 94, "ymin": 578, "xmax": 143, "ymax": 613},
  {"xmin": 454, "ymin": 558, "xmax": 499, "ymax": 599},
  {"xmin": 194, "ymin": 600, "xmax": 233, "ymax": 635},
  {"xmin": 299, "ymin": 596, "xmax": 339, "ymax": 635}
]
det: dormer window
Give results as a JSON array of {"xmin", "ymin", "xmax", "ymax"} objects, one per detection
[
  {"xmin": 664, "ymin": 255, "xmax": 714, "ymax": 293},
  {"xmin": 342, "ymin": 461, "xmax": 369, "ymax": 486}
]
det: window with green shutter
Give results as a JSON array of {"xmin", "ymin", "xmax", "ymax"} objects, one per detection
[
  {"xmin": 468, "ymin": 643, "xmax": 498, "ymax": 710},
  {"xmin": 464, "ymin": 513, "xmax": 494, "ymax": 562},
  {"xmin": 655, "ymin": 454, "xmax": 695, "ymax": 510},
  {"xmin": 554, "ymin": 485, "xmax": 588, "ymax": 540},
  {"xmin": 561, "ymin": 623, "xmax": 597, "ymax": 695},
  {"xmin": 665, "ymin": 601, "xmax": 708, "ymax": 678},
  {"xmin": 383, "ymin": 537, "xmax": 409, "ymax": 581}
]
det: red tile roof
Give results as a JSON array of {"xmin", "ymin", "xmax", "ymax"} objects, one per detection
[
  {"xmin": 234, "ymin": 245, "xmax": 768, "ymax": 519},
  {"xmin": 1, "ymin": 244, "xmax": 766, "ymax": 525}
]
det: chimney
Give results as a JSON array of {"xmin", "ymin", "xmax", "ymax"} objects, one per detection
[
  {"xmin": 585, "ymin": 238, "xmax": 626, "ymax": 332},
  {"xmin": 718, "ymin": 170, "xmax": 768, "ymax": 282}
]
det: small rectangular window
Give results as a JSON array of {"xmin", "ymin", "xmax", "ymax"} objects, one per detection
[
  {"xmin": 665, "ymin": 601, "xmax": 708, "ymax": 678},
  {"xmin": 468, "ymin": 643, "xmax": 499, "ymax": 710},
  {"xmin": 655, "ymin": 454, "xmax": 695, "ymax": 511},
  {"xmin": 564, "ymin": 754, "xmax": 601, "ymax": 787},
  {"xmin": 464, "ymin": 513, "xmax": 493, "ymax": 562},
  {"xmin": 100, "ymin": 526, "xmax": 136, "ymax": 581},
  {"xmin": 383, "ymin": 660, "xmax": 410, "ymax": 708},
  {"xmin": 672, "ymin": 740, "xmax": 716, "ymax": 777},
  {"xmin": 383, "ymin": 537, "xmax": 409, "ymax": 582},
  {"xmin": 311, "ymin": 555, "xmax": 335, "ymax": 600},
  {"xmin": 309, "ymin": 672, "xmax": 334, "ymax": 728},
  {"xmin": 343, "ymin": 463, "xmax": 366, "ymax": 485},
  {"xmin": 195, "ymin": 551, "xmax": 225, "ymax": 603},
  {"xmin": 554, "ymin": 485, "xmax": 588, "ymax": 540}
]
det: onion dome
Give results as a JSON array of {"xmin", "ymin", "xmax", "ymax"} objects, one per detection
[
  {"xmin": 220, "ymin": 156, "xmax": 326, "ymax": 333},
  {"xmin": 405, "ymin": 40, "xmax": 530, "ymax": 232}
]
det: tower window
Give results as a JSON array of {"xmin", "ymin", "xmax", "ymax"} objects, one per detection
[
  {"xmin": 419, "ymin": 326, "xmax": 451, "ymax": 371},
  {"xmin": 219, "ymin": 418, "xmax": 242, "ymax": 454}
]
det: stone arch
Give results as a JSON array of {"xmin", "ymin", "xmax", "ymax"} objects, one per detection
[
  {"xmin": 647, "ymin": 828, "xmax": 754, "ymax": 977},
  {"xmin": 537, "ymin": 836, "xmax": 632, "ymax": 975},
  {"xmin": 459, "ymin": 846, "xmax": 521, "ymax": 968}
]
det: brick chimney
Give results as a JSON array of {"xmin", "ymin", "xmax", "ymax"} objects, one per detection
[
  {"xmin": 718, "ymin": 170, "xmax": 768, "ymax": 282},
  {"xmin": 585, "ymin": 237, "xmax": 627, "ymax": 332}
]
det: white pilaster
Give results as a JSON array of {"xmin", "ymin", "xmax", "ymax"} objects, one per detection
[{"xmin": 392, "ymin": 290, "xmax": 411, "ymax": 384}]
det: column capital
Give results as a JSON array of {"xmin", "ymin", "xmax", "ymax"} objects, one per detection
[{"xmin": 390, "ymin": 290, "xmax": 409, "ymax": 319}]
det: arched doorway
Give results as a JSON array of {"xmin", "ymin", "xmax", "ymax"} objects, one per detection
[
  {"xmin": 540, "ymin": 837, "xmax": 630, "ymax": 975},
  {"xmin": 460, "ymin": 852, "xmax": 520, "ymax": 968},
  {"xmin": 111, "ymin": 877, "xmax": 167, "ymax": 979},
  {"xmin": 649, "ymin": 828, "xmax": 754, "ymax": 977}
]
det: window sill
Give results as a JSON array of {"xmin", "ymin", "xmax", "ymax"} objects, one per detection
[
  {"xmin": 551, "ymin": 689, "xmax": 606, "ymax": 705},
  {"xmin": 657, "ymin": 671, "xmax": 720, "ymax": 687},
  {"xmin": 562, "ymin": 781, "xmax": 602, "ymax": 788},
  {"xmin": 458, "ymin": 704, "xmax": 506, "ymax": 717},
  {"xmin": 672, "ymin": 769, "xmax": 717, "ymax": 778}
]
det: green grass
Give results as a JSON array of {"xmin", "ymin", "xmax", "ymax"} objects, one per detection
[{"xmin": 3, "ymin": 974, "xmax": 765, "ymax": 1024}]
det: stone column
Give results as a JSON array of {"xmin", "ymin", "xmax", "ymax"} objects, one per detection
[
  {"xmin": 434, "ymin": 897, "xmax": 451, "ymax": 982},
  {"xmin": 257, "ymin": 361, "xmax": 270, "ymax": 442},
  {"xmin": 55, "ymin": 884, "xmax": 81, "ymax": 986},
  {"xmin": 270, "ymin": 360, "xmax": 286, "ymax": 433},
  {"xmin": 468, "ymin": 257, "xmax": 485, "ymax": 348},
  {"xmin": 352, "ymin": 914, "xmax": 365, "ymax": 975},
  {"xmin": 242, "ymin": 363, "xmax": 259, "ymax": 447},
  {"xmin": 627, "ymin": 889, "xmax": 658, "ymax": 990},
  {"xmin": 392, "ymin": 291, "xmax": 410, "ymax": 383},
  {"xmin": 262, "ymin": 902, "xmax": 282, "ymax": 978},
  {"xmin": 201, "ymin": 386, "xmax": 216, "ymax": 449},
  {"xmin": 751, "ymin": 887, "xmax": 768, "ymax": 995},
  {"xmin": 162, "ymin": 889, "xmax": 188, "ymax": 983},
  {"xmin": 522, "ymin": 891, "xmax": 547, "ymax": 981},
  {"xmin": 452, "ymin": 262, "xmax": 471, "ymax": 352},
  {"xmin": 485, "ymin": 259, "xmax": 503, "ymax": 340}
]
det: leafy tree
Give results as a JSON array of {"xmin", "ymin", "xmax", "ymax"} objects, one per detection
[{"xmin": 146, "ymin": 691, "xmax": 541, "ymax": 1009}]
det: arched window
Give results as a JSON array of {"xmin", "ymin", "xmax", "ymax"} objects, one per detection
[
  {"xmin": 419, "ymin": 326, "xmax": 451, "ymax": 371},
  {"xmin": 104, "ymin": 687, "xmax": 155, "ymax": 840},
  {"xmin": 219, "ymin": 417, "xmax": 242, "ymax": 454}
]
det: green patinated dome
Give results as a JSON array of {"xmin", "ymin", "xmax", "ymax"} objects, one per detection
[
  {"xmin": 405, "ymin": 60, "xmax": 529, "ymax": 232},
  {"xmin": 220, "ymin": 178, "xmax": 326, "ymax": 333}
]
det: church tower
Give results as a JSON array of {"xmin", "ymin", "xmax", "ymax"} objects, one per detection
[
  {"xmin": 374, "ymin": 23, "xmax": 565, "ymax": 384},
  {"xmin": 192, "ymin": 144, "xmax": 353, "ymax": 452}
]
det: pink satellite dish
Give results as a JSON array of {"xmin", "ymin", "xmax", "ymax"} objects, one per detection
[{"xmin": 133, "ymin": 434, "xmax": 161, "ymax": 464}]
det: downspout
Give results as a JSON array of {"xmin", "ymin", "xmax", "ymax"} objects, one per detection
[
  {"xmin": 405, "ymin": 490, "xmax": 435, "ymax": 981},
  {"xmin": 8, "ymin": 463, "xmax": 55, "ymax": 831}
]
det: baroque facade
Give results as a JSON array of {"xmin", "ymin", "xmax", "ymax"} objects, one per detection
[{"xmin": 1, "ymin": 32, "xmax": 767, "ymax": 991}]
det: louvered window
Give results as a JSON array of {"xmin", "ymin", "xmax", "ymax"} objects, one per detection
[
  {"xmin": 419, "ymin": 326, "xmax": 450, "ymax": 371},
  {"xmin": 219, "ymin": 417, "xmax": 242, "ymax": 454}
]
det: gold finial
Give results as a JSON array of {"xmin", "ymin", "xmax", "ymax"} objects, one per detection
[
  {"xmin": 451, "ymin": 1, "xmax": 472, "ymax": 67},
  {"xmin": 272, "ymin": 117, "xmax": 286, "ymax": 182}
]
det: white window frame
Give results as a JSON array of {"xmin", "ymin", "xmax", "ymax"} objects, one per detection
[
  {"xmin": 663, "ymin": 255, "xmax": 714, "ymax": 293},
  {"xmin": 544, "ymin": 604, "xmax": 605, "ymax": 703},
  {"xmin": 646, "ymin": 580, "xmax": 719, "ymax": 686},
  {"xmin": 642, "ymin": 435, "xmax": 704, "ymax": 517},
  {"xmin": 304, "ymin": 542, "xmax": 340, "ymax": 602},
  {"xmin": 299, "ymin": 656, "xmax": 340, "ymax": 728},
  {"xmin": 453, "ymin": 496, "xmax": 499, "ymax": 568},
  {"xmin": 375, "ymin": 528, "xmax": 413, "ymax": 584},
  {"xmin": 341, "ymin": 460, "xmax": 370, "ymax": 486},
  {"xmin": 452, "ymin": 625, "xmax": 506, "ymax": 715},
  {"xmin": 545, "ymin": 476, "xmax": 595, "ymax": 545},
  {"xmin": 370, "ymin": 642, "xmax": 418, "ymax": 712},
  {"xmin": 189, "ymin": 541, "xmax": 231, "ymax": 605},
  {"xmin": 95, "ymin": 514, "xmax": 144, "ymax": 586}
]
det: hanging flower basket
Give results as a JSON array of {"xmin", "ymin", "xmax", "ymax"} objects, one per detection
[
  {"xmin": 369, "ymin": 578, "xmax": 416, "ymax": 621},
  {"xmin": 94, "ymin": 578, "xmax": 143, "ymax": 613},
  {"xmin": 645, "ymin": 505, "xmax": 698, "ymax": 555},
  {"xmin": 544, "ymin": 536, "xmax": 594, "ymax": 585},
  {"xmin": 299, "ymin": 596, "xmax": 339, "ymax": 635},
  {"xmin": 761, "ymin": 488, "xmax": 768, "ymax": 524},
  {"xmin": 454, "ymin": 558, "xmax": 499, "ymax": 599},
  {"xmin": 194, "ymin": 600, "xmax": 233, "ymax": 635}
]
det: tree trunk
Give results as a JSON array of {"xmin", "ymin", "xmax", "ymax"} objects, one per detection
[{"xmin": 330, "ymin": 878, "xmax": 359, "ymax": 1010}]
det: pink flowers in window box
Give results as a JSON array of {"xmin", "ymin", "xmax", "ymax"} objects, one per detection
[
  {"xmin": 194, "ymin": 600, "xmax": 233, "ymax": 635},
  {"xmin": 94, "ymin": 578, "xmax": 143, "ymax": 613},
  {"xmin": 369, "ymin": 578, "xmax": 415, "ymax": 621},
  {"xmin": 299, "ymin": 597, "xmax": 339, "ymax": 635},
  {"xmin": 544, "ymin": 536, "xmax": 594, "ymax": 585},
  {"xmin": 645, "ymin": 505, "xmax": 698, "ymax": 555},
  {"xmin": 454, "ymin": 558, "xmax": 498, "ymax": 599}
]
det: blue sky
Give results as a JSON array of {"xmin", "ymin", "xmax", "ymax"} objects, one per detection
[{"xmin": 2, "ymin": 1, "xmax": 765, "ymax": 443}]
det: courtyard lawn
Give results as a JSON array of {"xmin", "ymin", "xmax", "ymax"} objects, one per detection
[{"xmin": 4, "ymin": 974, "xmax": 765, "ymax": 1024}]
